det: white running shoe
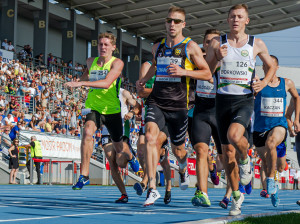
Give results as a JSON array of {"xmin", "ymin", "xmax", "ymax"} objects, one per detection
[
  {"xmin": 229, "ymin": 193, "xmax": 244, "ymax": 216},
  {"xmin": 239, "ymin": 156, "xmax": 252, "ymax": 186},
  {"xmin": 143, "ymin": 189, "xmax": 161, "ymax": 206},
  {"xmin": 179, "ymin": 169, "xmax": 190, "ymax": 190}
]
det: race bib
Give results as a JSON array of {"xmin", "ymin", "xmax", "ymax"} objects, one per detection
[
  {"xmin": 196, "ymin": 79, "xmax": 216, "ymax": 98},
  {"xmin": 90, "ymin": 70, "xmax": 109, "ymax": 89},
  {"xmin": 101, "ymin": 137, "xmax": 109, "ymax": 145},
  {"xmin": 260, "ymin": 97, "xmax": 284, "ymax": 117},
  {"xmin": 156, "ymin": 57, "xmax": 182, "ymax": 82},
  {"xmin": 220, "ymin": 60, "xmax": 250, "ymax": 85}
]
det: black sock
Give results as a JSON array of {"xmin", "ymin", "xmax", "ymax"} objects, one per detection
[{"xmin": 83, "ymin": 175, "xmax": 89, "ymax": 180}]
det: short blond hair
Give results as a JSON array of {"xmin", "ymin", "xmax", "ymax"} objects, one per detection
[
  {"xmin": 168, "ymin": 6, "xmax": 186, "ymax": 18},
  {"xmin": 228, "ymin": 4, "xmax": 248, "ymax": 17},
  {"xmin": 98, "ymin": 32, "xmax": 117, "ymax": 45}
]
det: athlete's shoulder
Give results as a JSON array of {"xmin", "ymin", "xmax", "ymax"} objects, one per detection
[
  {"xmin": 86, "ymin": 57, "xmax": 96, "ymax": 68},
  {"xmin": 111, "ymin": 57, "xmax": 124, "ymax": 66},
  {"xmin": 254, "ymin": 38, "xmax": 266, "ymax": 49}
]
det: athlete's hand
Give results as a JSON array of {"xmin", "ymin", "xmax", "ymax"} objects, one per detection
[
  {"xmin": 208, "ymin": 78, "xmax": 214, "ymax": 84},
  {"xmin": 216, "ymin": 45, "xmax": 227, "ymax": 61},
  {"xmin": 167, "ymin": 63, "xmax": 186, "ymax": 77},
  {"xmin": 64, "ymin": 82, "xmax": 82, "ymax": 88},
  {"xmin": 252, "ymin": 77, "xmax": 267, "ymax": 94},
  {"xmin": 294, "ymin": 120, "xmax": 300, "ymax": 134},
  {"xmin": 136, "ymin": 79, "xmax": 145, "ymax": 92},
  {"xmin": 124, "ymin": 112, "xmax": 134, "ymax": 121}
]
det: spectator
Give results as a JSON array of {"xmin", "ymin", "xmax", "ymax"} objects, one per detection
[
  {"xmin": 8, "ymin": 138, "xmax": 19, "ymax": 184},
  {"xmin": 294, "ymin": 170, "xmax": 299, "ymax": 190},
  {"xmin": 34, "ymin": 53, "xmax": 44, "ymax": 66},
  {"xmin": 54, "ymin": 120, "xmax": 63, "ymax": 134},
  {"xmin": 0, "ymin": 94, "xmax": 8, "ymax": 115},
  {"xmin": 9, "ymin": 121, "xmax": 21, "ymax": 141},
  {"xmin": 44, "ymin": 117, "xmax": 53, "ymax": 133},
  {"xmin": 1, "ymin": 127, "xmax": 11, "ymax": 156},
  {"xmin": 2, "ymin": 113, "xmax": 14, "ymax": 127},
  {"xmin": 61, "ymin": 128, "xmax": 67, "ymax": 135},
  {"xmin": 25, "ymin": 136, "xmax": 42, "ymax": 184},
  {"xmin": 9, "ymin": 98, "xmax": 21, "ymax": 117},
  {"xmin": 28, "ymin": 115, "xmax": 40, "ymax": 132},
  {"xmin": 7, "ymin": 41, "xmax": 15, "ymax": 52},
  {"xmin": 1, "ymin": 39, "xmax": 8, "ymax": 50}
]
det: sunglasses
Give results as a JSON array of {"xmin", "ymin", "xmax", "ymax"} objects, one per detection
[{"xmin": 165, "ymin": 18, "xmax": 184, "ymax": 24}]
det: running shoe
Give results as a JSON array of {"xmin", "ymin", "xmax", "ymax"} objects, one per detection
[
  {"xmin": 239, "ymin": 182, "xmax": 246, "ymax": 194},
  {"xmin": 128, "ymin": 155, "xmax": 140, "ymax": 172},
  {"xmin": 260, "ymin": 189, "xmax": 270, "ymax": 198},
  {"xmin": 164, "ymin": 190, "xmax": 171, "ymax": 204},
  {"xmin": 239, "ymin": 156, "xmax": 252, "ymax": 186},
  {"xmin": 271, "ymin": 185, "xmax": 280, "ymax": 207},
  {"xmin": 219, "ymin": 196, "xmax": 230, "ymax": 209},
  {"xmin": 266, "ymin": 178, "xmax": 277, "ymax": 195},
  {"xmin": 134, "ymin": 182, "xmax": 146, "ymax": 196},
  {"xmin": 229, "ymin": 193, "xmax": 244, "ymax": 216},
  {"xmin": 245, "ymin": 181, "xmax": 252, "ymax": 195},
  {"xmin": 144, "ymin": 188, "xmax": 161, "ymax": 206},
  {"xmin": 115, "ymin": 194, "xmax": 128, "ymax": 203},
  {"xmin": 191, "ymin": 190, "xmax": 211, "ymax": 207},
  {"xmin": 210, "ymin": 163, "xmax": 220, "ymax": 185},
  {"xmin": 179, "ymin": 169, "xmax": 190, "ymax": 190},
  {"xmin": 297, "ymin": 200, "xmax": 300, "ymax": 206},
  {"xmin": 72, "ymin": 175, "xmax": 90, "ymax": 190}
]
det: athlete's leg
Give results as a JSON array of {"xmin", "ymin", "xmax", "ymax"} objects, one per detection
[
  {"xmin": 227, "ymin": 123, "xmax": 248, "ymax": 161},
  {"xmin": 137, "ymin": 134, "xmax": 148, "ymax": 186},
  {"xmin": 194, "ymin": 142, "xmax": 209, "ymax": 194},
  {"xmin": 80, "ymin": 120, "xmax": 97, "ymax": 176},
  {"xmin": 260, "ymin": 161, "xmax": 267, "ymax": 190},
  {"xmin": 277, "ymin": 155, "xmax": 286, "ymax": 173},
  {"xmin": 145, "ymin": 121, "xmax": 160, "ymax": 190},
  {"xmin": 115, "ymin": 141, "xmax": 131, "ymax": 168},
  {"xmin": 104, "ymin": 143, "xmax": 126, "ymax": 195},
  {"xmin": 296, "ymin": 134, "xmax": 300, "ymax": 167}
]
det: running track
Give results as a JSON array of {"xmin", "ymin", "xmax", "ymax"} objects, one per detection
[{"xmin": 0, "ymin": 185, "xmax": 299, "ymax": 223}]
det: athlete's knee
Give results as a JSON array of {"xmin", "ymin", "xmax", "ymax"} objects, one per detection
[
  {"xmin": 227, "ymin": 132, "xmax": 243, "ymax": 146},
  {"xmin": 171, "ymin": 144, "xmax": 186, "ymax": 160},
  {"xmin": 265, "ymin": 136, "xmax": 278, "ymax": 150},
  {"xmin": 194, "ymin": 144, "xmax": 208, "ymax": 158},
  {"xmin": 145, "ymin": 131, "xmax": 158, "ymax": 146},
  {"xmin": 82, "ymin": 125, "xmax": 96, "ymax": 140}
]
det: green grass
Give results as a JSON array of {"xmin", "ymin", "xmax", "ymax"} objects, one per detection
[{"xmin": 231, "ymin": 213, "xmax": 300, "ymax": 224}]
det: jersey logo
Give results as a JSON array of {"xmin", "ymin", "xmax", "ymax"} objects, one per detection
[
  {"xmin": 165, "ymin": 49, "xmax": 172, "ymax": 56},
  {"xmin": 241, "ymin": 50, "xmax": 249, "ymax": 57},
  {"xmin": 175, "ymin": 48, "xmax": 182, "ymax": 55}
]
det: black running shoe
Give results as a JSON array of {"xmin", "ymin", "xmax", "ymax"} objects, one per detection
[
  {"xmin": 164, "ymin": 191, "xmax": 171, "ymax": 204},
  {"xmin": 297, "ymin": 200, "xmax": 300, "ymax": 206},
  {"xmin": 115, "ymin": 194, "xmax": 128, "ymax": 203}
]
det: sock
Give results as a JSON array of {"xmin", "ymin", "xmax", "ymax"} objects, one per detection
[
  {"xmin": 267, "ymin": 177, "xmax": 274, "ymax": 181},
  {"xmin": 83, "ymin": 175, "xmax": 89, "ymax": 180},
  {"xmin": 202, "ymin": 192, "xmax": 208, "ymax": 197},
  {"xmin": 240, "ymin": 157, "xmax": 249, "ymax": 165},
  {"xmin": 178, "ymin": 160, "xmax": 187, "ymax": 170},
  {"xmin": 209, "ymin": 166, "xmax": 215, "ymax": 173},
  {"xmin": 232, "ymin": 190, "xmax": 241, "ymax": 201}
]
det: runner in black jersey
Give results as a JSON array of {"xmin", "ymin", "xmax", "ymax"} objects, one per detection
[{"xmin": 136, "ymin": 6, "xmax": 211, "ymax": 206}]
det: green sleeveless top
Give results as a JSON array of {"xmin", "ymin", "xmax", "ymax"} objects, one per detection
[{"xmin": 85, "ymin": 57, "xmax": 121, "ymax": 115}]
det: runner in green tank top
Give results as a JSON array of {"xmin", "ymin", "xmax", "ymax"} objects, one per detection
[{"xmin": 65, "ymin": 32, "xmax": 139, "ymax": 194}]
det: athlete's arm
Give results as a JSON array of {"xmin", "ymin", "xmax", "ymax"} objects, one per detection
[
  {"xmin": 205, "ymin": 37, "xmax": 223, "ymax": 74},
  {"xmin": 252, "ymin": 39, "xmax": 276, "ymax": 93},
  {"xmin": 137, "ymin": 61, "xmax": 154, "ymax": 98},
  {"xmin": 123, "ymin": 90, "xmax": 141, "ymax": 121},
  {"xmin": 79, "ymin": 58, "xmax": 94, "ymax": 81},
  {"xmin": 286, "ymin": 98, "xmax": 296, "ymax": 137},
  {"xmin": 66, "ymin": 58, "xmax": 124, "ymax": 89},
  {"xmin": 168, "ymin": 41, "xmax": 211, "ymax": 80},
  {"xmin": 286, "ymin": 78, "xmax": 300, "ymax": 133}
]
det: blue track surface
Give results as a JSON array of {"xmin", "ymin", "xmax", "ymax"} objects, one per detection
[{"xmin": 0, "ymin": 185, "xmax": 300, "ymax": 223}]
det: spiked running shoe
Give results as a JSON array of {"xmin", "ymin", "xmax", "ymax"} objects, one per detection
[
  {"xmin": 72, "ymin": 175, "xmax": 90, "ymax": 190},
  {"xmin": 245, "ymin": 181, "xmax": 252, "ymax": 195},
  {"xmin": 260, "ymin": 189, "xmax": 270, "ymax": 198},
  {"xmin": 266, "ymin": 178, "xmax": 277, "ymax": 195},
  {"xmin": 144, "ymin": 188, "xmax": 161, "ymax": 207},
  {"xmin": 128, "ymin": 155, "xmax": 140, "ymax": 172},
  {"xmin": 229, "ymin": 193, "xmax": 244, "ymax": 216},
  {"xmin": 210, "ymin": 164, "xmax": 220, "ymax": 185},
  {"xmin": 271, "ymin": 185, "xmax": 280, "ymax": 207},
  {"xmin": 179, "ymin": 169, "xmax": 190, "ymax": 190},
  {"xmin": 115, "ymin": 194, "xmax": 128, "ymax": 203},
  {"xmin": 134, "ymin": 182, "xmax": 146, "ymax": 196},
  {"xmin": 219, "ymin": 196, "xmax": 230, "ymax": 209},
  {"xmin": 239, "ymin": 156, "xmax": 252, "ymax": 186},
  {"xmin": 191, "ymin": 190, "xmax": 211, "ymax": 207},
  {"xmin": 164, "ymin": 191, "xmax": 171, "ymax": 204}
]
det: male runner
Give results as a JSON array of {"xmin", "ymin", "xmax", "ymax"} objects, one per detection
[
  {"xmin": 102, "ymin": 87, "xmax": 140, "ymax": 203},
  {"xmin": 136, "ymin": 6, "xmax": 211, "ymax": 206},
  {"xmin": 65, "ymin": 32, "xmax": 139, "ymax": 190},
  {"xmin": 135, "ymin": 60, "xmax": 172, "ymax": 204},
  {"xmin": 191, "ymin": 29, "xmax": 222, "ymax": 207},
  {"xmin": 206, "ymin": 4, "xmax": 276, "ymax": 215},
  {"xmin": 253, "ymin": 55, "xmax": 300, "ymax": 207}
]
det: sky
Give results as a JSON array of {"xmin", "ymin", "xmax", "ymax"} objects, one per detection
[{"xmin": 256, "ymin": 26, "xmax": 300, "ymax": 67}]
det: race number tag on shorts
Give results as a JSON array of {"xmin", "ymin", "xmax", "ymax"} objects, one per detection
[
  {"xmin": 101, "ymin": 137, "xmax": 109, "ymax": 145},
  {"xmin": 220, "ymin": 61, "xmax": 250, "ymax": 85},
  {"xmin": 156, "ymin": 57, "xmax": 182, "ymax": 82},
  {"xmin": 260, "ymin": 97, "xmax": 284, "ymax": 117},
  {"xmin": 89, "ymin": 70, "xmax": 109, "ymax": 89}
]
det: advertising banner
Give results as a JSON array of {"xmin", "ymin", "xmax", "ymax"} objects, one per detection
[{"xmin": 0, "ymin": 49, "xmax": 14, "ymax": 63}]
